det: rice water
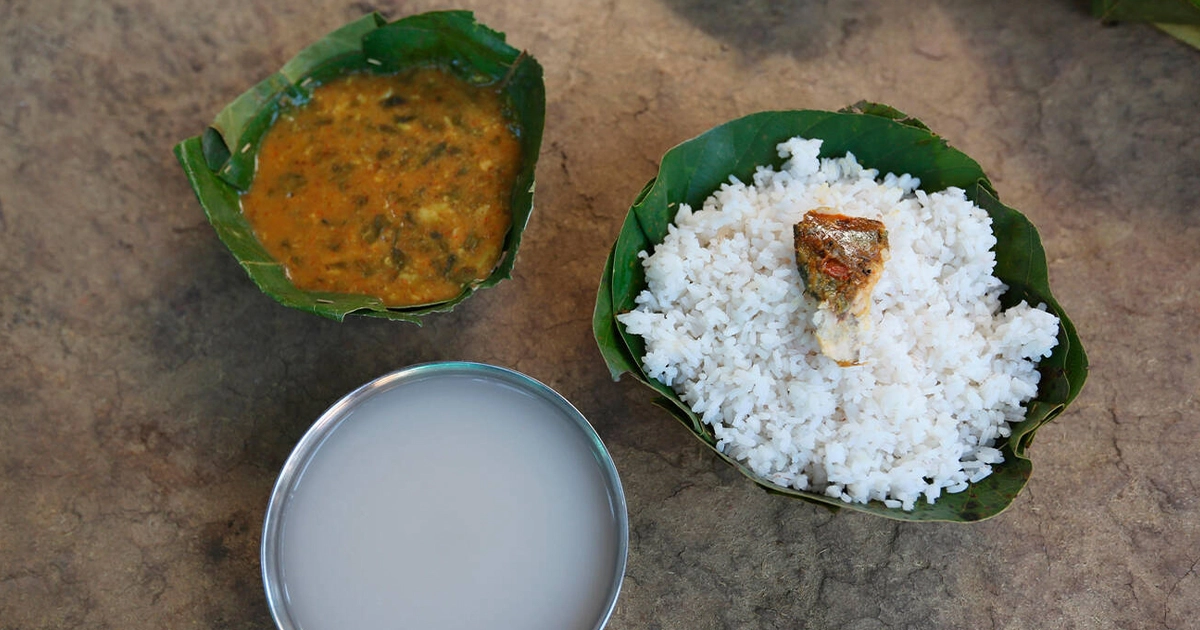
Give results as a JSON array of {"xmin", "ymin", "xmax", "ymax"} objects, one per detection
[{"xmin": 276, "ymin": 373, "xmax": 621, "ymax": 629}]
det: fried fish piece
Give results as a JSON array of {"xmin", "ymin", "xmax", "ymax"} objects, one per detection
[{"xmin": 793, "ymin": 209, "xmax": 889, "ymax": 366}]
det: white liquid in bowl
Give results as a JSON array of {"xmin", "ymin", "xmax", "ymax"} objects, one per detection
[{"xmin": 274, "ymin": 371, "xmax": 622, "ymax": 630}]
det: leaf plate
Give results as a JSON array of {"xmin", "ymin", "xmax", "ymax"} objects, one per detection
[
  {"xmin": 174, "ymin": 11, "xmax": 545, "ymax": 321},
  {"xmin": 593, "ymin": 103, "xmax": 1088, "ymax": 522}
]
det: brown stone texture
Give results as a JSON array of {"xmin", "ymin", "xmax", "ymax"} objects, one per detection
[{"xmin": 2, "ymin": 0, "xmax": 1198, "ymax": 628}]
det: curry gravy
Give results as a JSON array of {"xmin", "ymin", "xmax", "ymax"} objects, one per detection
[{"xmin": 241, "ymin": 67, "xmax": 521, "ymax": 306}]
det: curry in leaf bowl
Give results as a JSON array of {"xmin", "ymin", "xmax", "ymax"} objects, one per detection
[
  {"xmin": 174, "ymin": 11, "xmax": 545, "ymax": 322},
  {"xmin": 594, "ymin": 103, "xmax": 1087, "ymax": 522}
]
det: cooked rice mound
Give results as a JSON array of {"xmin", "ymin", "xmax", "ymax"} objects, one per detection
[{"xmin": 617, "ymin": 137, "xmax": 1060, "ymax": 510}]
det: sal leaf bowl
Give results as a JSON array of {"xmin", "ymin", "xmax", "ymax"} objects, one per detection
[
  {"xmin": 593, "ymin": 103, "xmax": 1088, "ymax": 522},
  {"xmin": 174, "ymin": 11, "xmax": 545, "ymax": 322}
]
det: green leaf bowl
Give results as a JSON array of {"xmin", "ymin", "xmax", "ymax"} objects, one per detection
[
  {"xmin": 174, "ymin": 11, "xmax": 545, "ymax": 322},
  {"xmin": 593, "ymin": 103, "xmax": 1088, "ymax": 522}
]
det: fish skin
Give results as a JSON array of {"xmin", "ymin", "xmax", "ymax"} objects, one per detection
[{"xmin": 793, "ymin": 209, "xmax": 889, "ymax": 365}]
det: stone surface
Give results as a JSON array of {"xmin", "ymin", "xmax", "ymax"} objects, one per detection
[{"xmin": 2, "ymin": 0, "xmax": 1199, "ymax": 628}]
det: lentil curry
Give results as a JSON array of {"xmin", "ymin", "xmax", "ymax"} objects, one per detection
[{"xmin": 240, "ymin": 66, "xmax": 522, "ymax": 307}]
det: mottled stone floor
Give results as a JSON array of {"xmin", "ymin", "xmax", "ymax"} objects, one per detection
[{"xmin": 2, "ymin": 0, "xmax": 1198, "ymax": 628}]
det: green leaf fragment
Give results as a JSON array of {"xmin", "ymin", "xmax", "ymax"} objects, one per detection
[
  {"xmin": 1092, "ymin": 0, "xmax": 1200, "ymax": 24},
  {"xmin": 1156, "ymin": 21, "xmax": 1200, "ymax": 48}
]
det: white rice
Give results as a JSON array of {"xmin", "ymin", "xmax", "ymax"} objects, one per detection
[{"xmin": 617, "ymin": 137, "xmax": 1059, "ymax": 510}]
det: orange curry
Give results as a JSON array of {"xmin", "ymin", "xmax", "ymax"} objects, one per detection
[{"xmin": 240, "ymin": 67, "xmax": 521, "ymax": 307}]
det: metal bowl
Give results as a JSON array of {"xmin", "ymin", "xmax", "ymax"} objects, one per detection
[{"xmin": 261, "ymin": 362, "xmax": 627, "ymax": 629}]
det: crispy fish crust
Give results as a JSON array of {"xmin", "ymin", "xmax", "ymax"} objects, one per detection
[{"xmin": 793, "ymin": 209, "xmax": 889, "ymax": 365}]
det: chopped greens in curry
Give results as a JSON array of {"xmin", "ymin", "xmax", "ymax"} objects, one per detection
[{"xmin": 240, "ymin": 66, "xmax": 522, "ymax": 307}]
